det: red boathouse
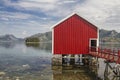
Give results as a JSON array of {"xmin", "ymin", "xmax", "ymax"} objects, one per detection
[{"xmin": 52, "ymin": 13, "xmax": 99, "ymax": 55}]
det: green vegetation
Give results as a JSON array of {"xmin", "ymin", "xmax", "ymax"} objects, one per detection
[
  {"xmin": 25, "ymin": 42, "xmax": 40, "ymax": 48},
  {"xmin": 26, "ymin": 31, "xmax": 52, "ymax": 42},
  {"xmin": 25, "ymin": 37, "xmax": 40, "ymax": 43}
]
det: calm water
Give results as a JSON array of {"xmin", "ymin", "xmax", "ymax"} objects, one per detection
[{"xmin": 0, "ymin": 42, "xmax": 119, "ymax": 80}]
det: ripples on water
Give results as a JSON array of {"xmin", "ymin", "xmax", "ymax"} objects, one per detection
[{"xmin": 0, "ymin": 42, "xmax": 119, "ymax": 80}]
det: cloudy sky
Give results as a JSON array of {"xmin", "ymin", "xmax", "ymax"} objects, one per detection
[{"xmin": 0, "ymin": 0, "xmax": 120, "ymax": 38}]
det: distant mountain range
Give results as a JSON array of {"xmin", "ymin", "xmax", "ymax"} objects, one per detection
[
  {"xmin": 0, "ymin": 29, "xmax": 120, "ymax": 42},
  {"xmin": 26, "ymin": 29, "xmax": 120, "ymax": 42},
  {"xmin": 99, "ymin": 29, "xmax": 120, "ymax": 42},
  {"xmin": 26, "ymin": 31, "xmax": 52, "ymax": 42},
  {"xmin": 0, "ymin": 34, "xmax": 23, "ymax": 42}
]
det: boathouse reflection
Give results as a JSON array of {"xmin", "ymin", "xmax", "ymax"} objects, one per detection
[{"xmin": 52, "ymin": 55, "xmax": 101, "ymax": 80}]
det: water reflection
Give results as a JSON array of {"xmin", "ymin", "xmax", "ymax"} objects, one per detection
[
  {"xmin": 0, "ymin": 42, "xmax": 52, "ymax": 80},
  {"xmin": 52, "ymin": 65, "xmax": 100, "ymax": 80},
  {"xmin": 100, "ymin": 42, "xmax": 120, "ymax": 50},
  {"xmin": 25, "ymin": 42, "xmax": 52, "ymax": 51},
  {"xmin": 51, "ymin": 54, "xmax": 102, "ymax": 80},
  {"xmin": 0, "ymin": 42, "xmax": 119, "ymax": 80},
  {"xmin": 0, "ymin": 42, "xmax": 16, "ymax": 48}
]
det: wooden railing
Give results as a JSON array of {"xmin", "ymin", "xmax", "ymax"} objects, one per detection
[{"xmin": 89, "ymin": 47, "xmax": 120, "ymax": 64}]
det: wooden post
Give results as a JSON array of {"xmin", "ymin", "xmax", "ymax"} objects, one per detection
[
  {"xmin": 118, "ymin": 50, "xmax": 120, "ymax": 57},
  {"xmin": 116, "ymin": 50, "xmax": 120, "ymax": 64},
  {"xmin": 70, "ymin": 54, "xmax": 75, "ymax": 65},
  {"xmin": 109, "ymin": 49, "xmax": 115, "ymax": 62},
  {"xmin": 62, "ymin": 54, "xmax": 66, "ymax": 64}
]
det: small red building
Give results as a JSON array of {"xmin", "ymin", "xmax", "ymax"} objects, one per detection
[{"xmin": 52, "ymin": 13, "xmax": 99, "ymax": 55}]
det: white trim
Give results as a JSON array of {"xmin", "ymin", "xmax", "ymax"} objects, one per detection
[
  {"xmin": 51, "ymin": 13, "xmax": 78, "ymax": 54},
  {"xmin": 97, "ymin": 28, "xmax": 99, "ymax": 52},
  {"xmin": 52, "ymin": 28, "xmax": 54, "ymax": 54},
  {"xmin": 51, "ymin": 12, "xmax": 99, "ymax": 54},
  {"xmin": 80, "ymin": 54, "xmax": 82, "ymax": 63},
  {"xmin": 89, "ymin": 38, "xmax": 98, "ymax": 51},
  {"xmin": 89, "ymin": 38, "xmax": 97, "ymax": 47},
  {"xmin": 51, "ymin": 12, "xmax": 76, "ymax": 29},
  {"xmin": 50, "ymin": 12, "xmax": 99, "ymax": 30},
  {"xmin": 97, "ymin": 28, "xmax": 99, "ymax": 47}
]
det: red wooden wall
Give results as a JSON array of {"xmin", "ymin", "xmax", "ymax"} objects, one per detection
[{"xmin": 53, "ymin": 14, "xmax": 98, "ymax": 54}]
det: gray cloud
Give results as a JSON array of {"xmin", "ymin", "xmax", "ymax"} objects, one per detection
[{"xmin": 0, "ymin": 0, "xmax": 119, "ymax": 38}]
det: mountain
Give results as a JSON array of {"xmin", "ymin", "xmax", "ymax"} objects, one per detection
[
  {"xmin": 0, "ymin": 34, "xmax": 23, "ymax": 42},
  {"xmin": 99, "ymin": 29, "xmax": 120, "ymax": 42},
  {"xmin": 25, "ymin": 29, "xmax": 120, "ymax": 42},
  {"xmin": 26, "ymin": 31, "xmax": 52, "ymax": 42},
  {"xmin": 99, "ymin": 29, "xmax": 119, "ymax": 38}
]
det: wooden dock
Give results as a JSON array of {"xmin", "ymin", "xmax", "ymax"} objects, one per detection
[{"xmin": 89, "ymin": 48, "xmax": 120, "ymax": 64}]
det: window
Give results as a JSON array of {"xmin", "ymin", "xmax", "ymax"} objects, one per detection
[
  {"xmin": 90, "ymin": 39, "xmax": 97, "ymax": 52},
  {"xmin": 91, "ymin": 40, "xmax": 97, "ymax": 47}
]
